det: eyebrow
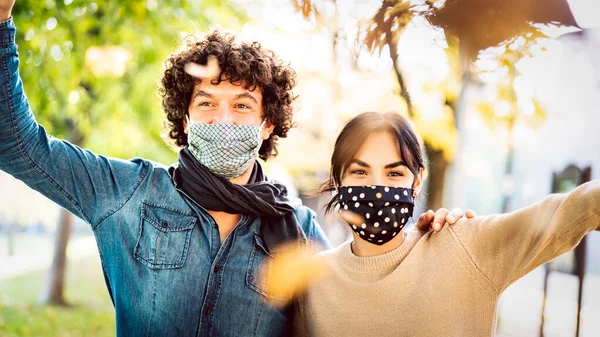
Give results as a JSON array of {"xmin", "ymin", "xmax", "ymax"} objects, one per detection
[
  {"xmin": 191, "ymin": 91, "xmax": 259, "ymax": 105},
  {"xmin": 349, "ymin": 159, "xmax": 407, "ymax": 169},
  {"xmin": 234, "ymin": 93, "xmax": 259, "ymax": 105},
  {"xmin": 192, "ymin": 90, "xmax": 214, "ymax": 101},
  {"xmin": 384, "ymin": 161, "xmax": 407, "ymax": 169}
]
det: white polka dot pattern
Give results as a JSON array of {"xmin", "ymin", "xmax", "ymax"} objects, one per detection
[{"xmin": 338, "ymin": 185, "xmax": 414, "ymax": 246}]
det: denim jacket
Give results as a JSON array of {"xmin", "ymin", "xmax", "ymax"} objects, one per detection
[{"xmin": 0, "ymin": 18, "xmax": 330, "ymax": 337}]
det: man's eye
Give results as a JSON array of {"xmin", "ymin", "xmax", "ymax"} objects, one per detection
[
  {"xmin": 389, "ymin": 171, "xmax": 404, "ymax": 177},
  {"xmin": 235, "ymin": 103, "xmax": 250, "ymax": 109},
  {"xmin": 199, "ymin": 102, "xmax": 213, "ymax": 107}
]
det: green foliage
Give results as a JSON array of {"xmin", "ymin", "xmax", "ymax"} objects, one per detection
[
  {"xmin": 0, "ymin": 256, "xmax": 115, "ymax": 336},
  {"xmin": 12, "ymin": 0, "xmax": 246, "ymax": 163}
]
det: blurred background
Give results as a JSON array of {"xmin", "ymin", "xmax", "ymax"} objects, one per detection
[{"xmin": 0, "ymin": 0, "xmax": 599, "ymax": 336}]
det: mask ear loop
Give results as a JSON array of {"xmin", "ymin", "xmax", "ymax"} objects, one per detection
[
  {"xmin": 330, "ymin": 165, "xmax": 343, "ymax": 213},
  {"xmin": 257, "ymin": 119, "xmax": 268, "ymax": 142},
  {"xmin": 410, "ymin": 175, "xmax": 418, "ymax": 197}
]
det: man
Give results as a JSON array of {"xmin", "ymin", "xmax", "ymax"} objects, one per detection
[{"xmin": 0, "ymin": 2, "xmax": 471, "ymax": 336}]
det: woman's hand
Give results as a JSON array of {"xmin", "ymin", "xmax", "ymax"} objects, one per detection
[
  {"xmin": 341, "ymin": 207, "xmax": 476, "ymax": 232},
  {"xmin": 415, "ymin": 208, "xmax": 476, "ymax": 232}
]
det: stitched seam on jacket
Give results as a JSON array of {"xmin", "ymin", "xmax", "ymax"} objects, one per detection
[
  {"xmin": 2, "ymin": 45, "xmax": 89, "ymax": 222},
  {"xmin": 92, "ymin": 163, "xmax": 150, "ymax": 229}
]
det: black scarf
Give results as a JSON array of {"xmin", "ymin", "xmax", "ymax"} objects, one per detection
[{"xmin": 171, "ymin": 148, "xmax": 307, "ymax": 253}]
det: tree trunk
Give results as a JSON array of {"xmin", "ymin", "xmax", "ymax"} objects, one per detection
[
  {"xmin": 386, "ymin": 26, "xmax": 447, "ymax": 211},
  {"xmin": 383, "ymin": 18, "xmax": 413, "ymax": 116},
  {"xmin": 40, "ymin": 207, "xmax": 72, "ymax": 306},
  {"xmin": 500, "ymin": 137, "xmax": 515, "ymax": 213},
  {"xmin": 378, "ymin": 7, "xmax": 453, "ymax": 211},
  {"xmin": 424, "ymin": 143, "xmax": 450, "ymax": 211}
]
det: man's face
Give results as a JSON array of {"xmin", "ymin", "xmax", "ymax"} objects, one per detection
[{"xmin": 185, "ymin": 79, "xmax": 274, "ymax": 140}]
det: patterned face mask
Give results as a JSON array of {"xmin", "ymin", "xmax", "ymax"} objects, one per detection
[
  {"xmin": 339, "ymin": 185, "xmax": 415, "ymax": 246},
  {"xmin": 187, "ymin": 120, "xmax": 265, "ymax": 179}
]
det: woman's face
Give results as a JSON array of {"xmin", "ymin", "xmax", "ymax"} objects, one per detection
[{"xmin": 341, "ymin": 130, "xmax": 422, "ymax": 192}]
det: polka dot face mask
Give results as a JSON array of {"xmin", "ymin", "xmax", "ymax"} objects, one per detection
[{"xmin": 338, "ymin": 185, "xmax": 415, "ymax": 246}]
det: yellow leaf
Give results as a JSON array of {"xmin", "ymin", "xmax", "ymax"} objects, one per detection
[
  {"xmin": 259, "ymin": 244, "xmax": 332, "ymax": 307},
  {"xmin": 413, "ymin": 105, "xmax": 458, "ymax": 162}
]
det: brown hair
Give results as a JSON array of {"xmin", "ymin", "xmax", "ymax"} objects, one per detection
[
  {"xmin": 318, "ymin": 112, "xmax": 425, "ymax": 213},
  {"xmin": 158, "ymin": 29, "xmax": 297, "ymax": 160}
]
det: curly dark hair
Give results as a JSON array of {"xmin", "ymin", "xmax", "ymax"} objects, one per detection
[{"xmin": 158, "ymin": 29, "xmax": 298, "ymax": 160}]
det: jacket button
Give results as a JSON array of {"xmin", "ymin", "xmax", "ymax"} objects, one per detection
[
  {"xmin": 161, "ymin": 221, "xmax": 168, "ymax": 228},
  {"xmin": 213, "ymin": 265, "xmax": 221, "ymax": 273},
  {"xmin": 204, "ymin": 306, "xmax": 212, "ymax": 316}
]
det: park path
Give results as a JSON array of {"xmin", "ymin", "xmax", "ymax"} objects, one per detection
[{"xmin": 0, "ymin": 234, "xmax": 97, "ymax": 281}]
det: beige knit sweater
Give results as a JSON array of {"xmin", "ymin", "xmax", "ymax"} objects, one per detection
[{"xmin": 300, "ymin": 180, "xmax": 600, "ymax": 337}]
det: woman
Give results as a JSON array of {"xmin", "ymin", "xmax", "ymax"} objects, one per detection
[{"xmin": 298, "ymin": 111, "xmax": 600, "ymax": 337}]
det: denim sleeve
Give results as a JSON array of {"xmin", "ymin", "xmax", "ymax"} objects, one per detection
[
  {"xmin": 0, "ymin": 18, "xmax": 150, "ymax": 227},
  {"xmin": 294, "ymin": 206, "xmax": 331, "ymax": 250}
]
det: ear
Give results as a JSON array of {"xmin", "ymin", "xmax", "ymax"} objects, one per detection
[
  {"xmin": 412, "ymin": 167, "xmax": 424, "ymax": 197},
  {"xmin": 331, "ymin": 165, "xmax": 339, "ymax": 190},
  {"xmin": 183, "ymin": 114, "xmax": 189, "ymax": 134},
  {"xmin": 261, "ymin": 119, "xmax": 275, "ymax": 140}
]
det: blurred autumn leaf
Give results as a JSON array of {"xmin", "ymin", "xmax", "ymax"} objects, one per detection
[
  {"xmin": 259, "ymin": 244, "xmax": 331, "ymax": 306},
  {"xmin": 424, "ymin": 0, "xmax": 578, "ymax": 60}
]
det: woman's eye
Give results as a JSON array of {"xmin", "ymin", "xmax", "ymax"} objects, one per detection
[
  {"xmin": 351, "ymin": 169, "xmax": 366, "ymax": 175},
  {"xmin": 388, "ymin": 171, "xmax": 404, "ymax": 177},
  {"xmin": 235, "ymin": 103, "xmax": 250, "ymax": 109},
  {"xmin": 199, "ymin": 102, "xmax": 213, "ymax": 107}
]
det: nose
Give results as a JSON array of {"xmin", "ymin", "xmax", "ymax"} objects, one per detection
[
  {"xmin": 369, "ymin": 173, "xmax": 386, "ymax": 187},
  {"xmin": 212, "ymin": 105, "xmax": 234, "ymax": 124}
]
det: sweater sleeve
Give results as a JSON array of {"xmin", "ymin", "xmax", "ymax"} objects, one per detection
[{"xmin": 449, "ymin": 180, "xmax": 600, "ymax": 293}]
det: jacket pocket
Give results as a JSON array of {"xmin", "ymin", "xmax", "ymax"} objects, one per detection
[
  {"xmin": 246, "ymin": 232, "xmax": 291, "ymax": 301},
  {"xmin": 133, "ymin": 202, "xmax": 197, "ymax": 269}
]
